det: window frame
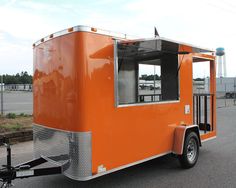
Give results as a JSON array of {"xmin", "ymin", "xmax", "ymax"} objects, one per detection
[{"xmin": 114, "ymin": 39, "xmax": 180, "ymax": 108}]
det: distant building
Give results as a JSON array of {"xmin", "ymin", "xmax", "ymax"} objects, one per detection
[
  {"xmin": 0, "ymin": 83, "xmax": 5, "ymax": 91},
  {"xmin": 205, "ymin": 77, "xmax": 236, "ymax": 98},
  {"xmin": 4, "ymin": 84, "xmax": 32, "ymax": 91}
]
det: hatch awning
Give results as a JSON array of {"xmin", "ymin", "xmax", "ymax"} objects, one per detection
[{"xmin": 118, "ymin": 38, "xmax": 214, "ymax": 61}]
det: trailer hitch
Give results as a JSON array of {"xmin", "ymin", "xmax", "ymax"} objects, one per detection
[{"xmin": 0, "ymin": 137, "xmax": 63, "ymax": 187}]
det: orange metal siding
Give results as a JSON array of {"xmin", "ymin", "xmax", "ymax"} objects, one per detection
[{"xmin": 33, "ymin": 31, "xmax": 216, "ymax": 175}]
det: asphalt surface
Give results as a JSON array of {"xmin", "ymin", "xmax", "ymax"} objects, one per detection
[
  {"xmin": 0, "ymin": 105, "xmax": 236, "ymax": 187},
  {"xmin": 0, "ymin": 91, "xmax": 33, "ymax": 114},
  {"xmin": 0, "ymin": 91, "xmax": 235, "ymax": 115}
]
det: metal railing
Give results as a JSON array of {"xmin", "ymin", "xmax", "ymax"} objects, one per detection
[
  {"xmin": 139, "ymin": 94, "xmax": 162, "ymax": 102},
  {"xmin": 193, "ymin": 93, "xmax": 214, "ymax": 133}
]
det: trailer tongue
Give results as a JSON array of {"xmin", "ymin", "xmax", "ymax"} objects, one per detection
[{"xmin": 0, "ymin": 137, "xmax": 62, "ymax": 188}]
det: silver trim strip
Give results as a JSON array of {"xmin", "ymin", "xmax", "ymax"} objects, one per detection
[
  {"xmin": 34, "ymin": 25, "xmax": 137, "ymax": 46},
  {"xmin": 201, "ymin": 136, "xmax": 216, "ymax": 143},
  {"xmin": 33, "ymin": 25, "xmax": 214, "ymax": 53},
  {"xmin": 114, "ymin": 39, "xmax": 119, "ymax": 107},
  {"xmin": 117, "ymin": 100, "xmax": 180, "ymax": 108},
  {"xmin": 76, "ymin": 151, "xmax": 172, "ymax": 181}
]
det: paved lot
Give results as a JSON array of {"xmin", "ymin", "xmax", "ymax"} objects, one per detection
[
  {"xmin": 0, "ymin": 105, "xmax": 236, "ymax": 187},
  {"xmin": 0, "ymin": 91, "xmax": 33, "ymax": 114},
  {"xmin": 217, "ymin": 98, "xmax": 236, "ymax": 108},
  {"xmin": 0, "ymin": 91, "xmax": 235, "ymax": 115}
]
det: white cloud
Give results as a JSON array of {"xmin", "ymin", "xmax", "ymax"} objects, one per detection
[
  {"xmin": 0, "ymin": 6, "xmax": 57, "ymax": 40},
  {"xmin": 0, "ymin": 32, "xmax": 4, "ymax": 40},
  {"xmin": 0, "ymin": 0, "xmax": 235, "ymax": 76}
]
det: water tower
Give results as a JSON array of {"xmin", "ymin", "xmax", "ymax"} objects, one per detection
[{"xmin": 216, "ymin": 47, "xmax": 226, "ymax": 77}]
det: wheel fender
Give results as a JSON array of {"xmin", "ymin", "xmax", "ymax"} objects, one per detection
[{"xmin": 172, "ymin": 125, "xmax": 201, "ymax": 155}]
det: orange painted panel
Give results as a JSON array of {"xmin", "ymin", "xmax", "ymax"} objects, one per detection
[
  {"xmin": 33, "ymin": 32, "xmax": 216, "ymax": 175},
  {"xmin": 201, "ymin": 131, "xmax": 216, "ymax": 141}
]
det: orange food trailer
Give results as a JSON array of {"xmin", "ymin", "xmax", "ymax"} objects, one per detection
[{"xmin": 0, "ymin": 25, "xmax": 216, "ymax": 185}]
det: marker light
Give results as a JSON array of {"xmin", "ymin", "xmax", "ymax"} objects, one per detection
[
  {"xmin": 68, "ymin": 27, "xmax": 74, "ymax": 32},
  {"xmin": 91, "ymin": 27, "xmax": 97, "ymax": 32}
]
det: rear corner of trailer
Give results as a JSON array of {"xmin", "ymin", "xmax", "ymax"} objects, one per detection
[{"xmin": 32, "ymin": 29, "xmax": 93, "ymax": 180}]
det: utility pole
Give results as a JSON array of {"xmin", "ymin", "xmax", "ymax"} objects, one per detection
[
  {"xmin": 1, "ymin": 75, "xmax": 3, "ymax": 115},
  {"xmin": 234, "ymin": 77, "xmax": 236, "ymax": 106}
]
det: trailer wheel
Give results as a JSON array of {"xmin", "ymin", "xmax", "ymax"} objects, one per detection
[{"xmin": 178, "ymin": 131, "xmax": 199, "ymax": 169}]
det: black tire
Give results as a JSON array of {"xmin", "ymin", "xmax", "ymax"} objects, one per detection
[{"xmin": 178, "ymin": 131, "xmax": 199, "ymax": 169}]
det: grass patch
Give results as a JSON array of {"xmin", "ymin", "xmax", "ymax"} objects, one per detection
[
  {"xmin": 19, "ymin": 113, "xmax": 31, "ymax": 117},
  {"xmin": 0, "ymin": 115, "xmax": 32, "ymax": 133},
  {"xmin": 0, "ymin": 123, "xmax": 22, "ymax": 132},
  {"xmin": 6, "ymin": 113, "xmax": 17, "ymax": 119}
]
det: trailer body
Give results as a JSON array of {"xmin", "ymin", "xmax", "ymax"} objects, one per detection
[{"xmin": 32, "ymin": 26, "xmax": 216, "ymax": 180}]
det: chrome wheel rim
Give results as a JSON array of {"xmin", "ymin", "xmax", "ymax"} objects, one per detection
[{"xmin": 187, "ymin": 138, "xmax": 197, "ymax": 163}]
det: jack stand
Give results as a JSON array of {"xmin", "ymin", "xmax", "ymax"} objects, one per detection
[
  {"xmin": 1, "ymin": 137, "xmax": 14, "ymax": 188},
  {"xmin": 0, "ymin": 136, "xmax": 63, "ymax": 187}
]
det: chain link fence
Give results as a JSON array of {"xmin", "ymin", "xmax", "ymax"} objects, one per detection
[
  {"xmin": 1, "ymin": 76, "xmax": 3, "ymax": 115},
  {"xmin": 1, "ymin": 76, "xmax": 236, "ymax": 115},
  {"xmin": 216, "ymin": 80, "xmax": 236, "ymax": 108},
  {"xmin": 0, "ymin": 79, "xmax": 33, "ymax": 115}
]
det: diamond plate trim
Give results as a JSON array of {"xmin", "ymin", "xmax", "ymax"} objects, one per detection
[{"xmin": 33, "ymin": 124, "xmax": 92, "ymax": 179}]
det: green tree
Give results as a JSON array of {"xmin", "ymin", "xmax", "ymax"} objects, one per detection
[{"xmin": 2, "ymin": 72, "xmax": 32, "ymax": 84}]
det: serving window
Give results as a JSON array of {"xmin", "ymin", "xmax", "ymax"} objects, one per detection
[{"xmin": 116, "ymin": 39, "xmax": 179, "ymax": 106}]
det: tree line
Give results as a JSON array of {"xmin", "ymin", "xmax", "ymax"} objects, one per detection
[
  {"xmin": 2, "ymin": 72, "xmax": 32, "ymax": 84},
  {"xmin": 1, "ymin": 72, "xmax": 204, "ymax": 84}
]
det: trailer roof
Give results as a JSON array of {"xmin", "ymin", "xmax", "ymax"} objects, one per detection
[{"xmin": 33, "ymin": 25, "xmax": 214, "ymax": 54}]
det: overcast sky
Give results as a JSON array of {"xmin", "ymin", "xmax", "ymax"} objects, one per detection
[{"xmin": 0, "ymin": 0, "xmax": 235, "ymax": 77}]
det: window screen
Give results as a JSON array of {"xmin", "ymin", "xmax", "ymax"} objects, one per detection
[{"xmin": 117, "ymin": 39, "xmax": 179, "ymax": 105}]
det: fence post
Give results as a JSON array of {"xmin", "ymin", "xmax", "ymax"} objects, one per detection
[
  {"xmin": 1, "ymin": 75, "xmax": 3, "ymax": 115},
  {"xmin": 224, "ymin": 83, "xmax": 226, "ymax": 107},
  {"xmin": 234, "ymin": 77, "xmax": 236, "ymax": 106}
]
